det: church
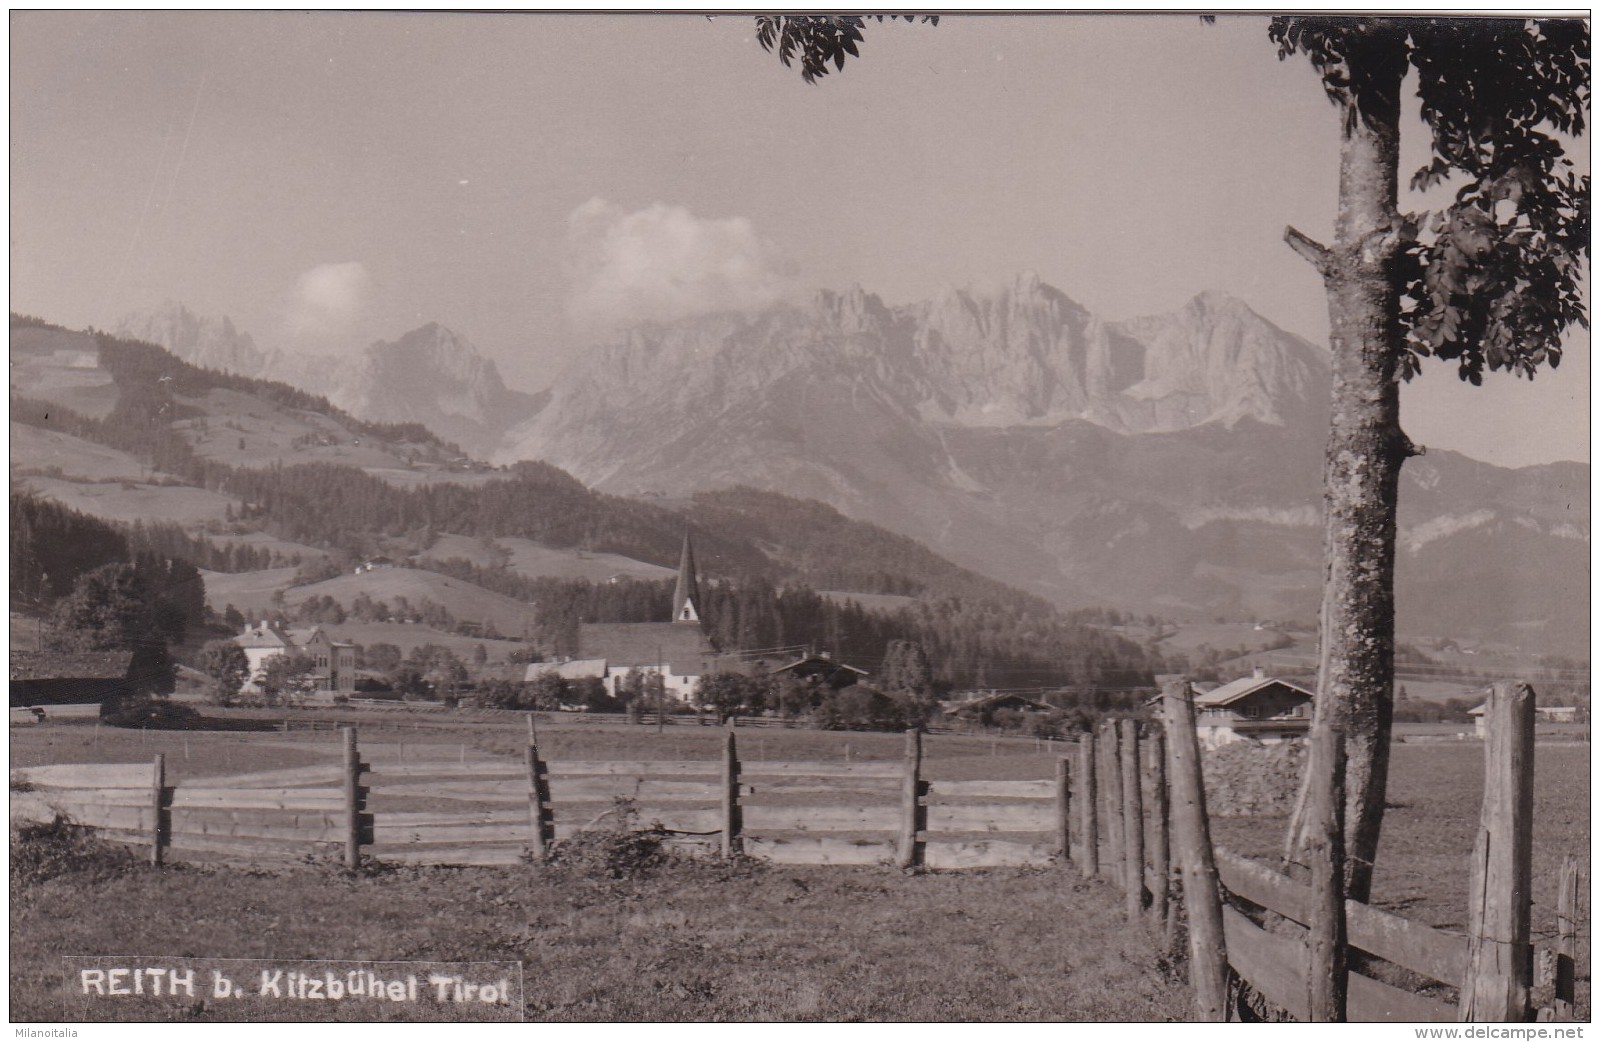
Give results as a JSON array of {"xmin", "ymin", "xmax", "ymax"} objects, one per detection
[{"xmin": 539, "ymin": 532, "xmax": 720, "ymax": 702}]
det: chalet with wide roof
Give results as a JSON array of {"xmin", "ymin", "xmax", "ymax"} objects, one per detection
[
  {"xmin": 1194, "ymin": 668, "xmax": 1313, "ymax": 747},
  {"xmin": 768, "ymin": 653, "xmax": 869, "ymax": 691}
]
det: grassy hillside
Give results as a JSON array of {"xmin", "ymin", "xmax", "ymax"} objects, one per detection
[
  {"xmin": 10, "ymin": 421, "xmax": 160, "ymax": 483},
  {"xmin": 282, "ymin": 567, "xmax": 538, "ymax": 633},
  {"xmin": 9, "ymin": 322, "xmax": 120, "ymax": 418},
  {"xmin": 173, "ymin": 387, "xmax": 423, "ymax": 471},
  {"xmin": 495, "ymin": 537, "xmax": 676, "ymax": 583},
  {"xmin": 14, "ymin": 475, "xmax": 238, "ymax": 527}
]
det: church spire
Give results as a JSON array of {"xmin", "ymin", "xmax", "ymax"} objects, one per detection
[{"xmin": 671, "ymin": 529, "xmax": 701, "ymax": 624}]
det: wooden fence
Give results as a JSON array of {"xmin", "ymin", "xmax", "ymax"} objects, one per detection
[
  {"xmin": 1062, "ymin": 678, "xmax": 1586, "ymax": 1024},
  {"xmin": 13, "ymin": 724, "xmax": 1065, "ymax": 871},
  {"xmin": 15, "ymin": 693, "xmax": 1585, "ymax": 1021}
]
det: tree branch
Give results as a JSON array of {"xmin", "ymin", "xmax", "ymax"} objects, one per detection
[{"xmin": 1284, "ymin": 225, "xmax": 1334, "ymax": 275}]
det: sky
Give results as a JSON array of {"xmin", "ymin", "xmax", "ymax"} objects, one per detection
[{"xmin": 10, "ymin": 11, "xmax": 1590, "ymax": 468}]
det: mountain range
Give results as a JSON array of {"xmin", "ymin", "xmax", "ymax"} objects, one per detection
[
  {"xmin": 115, "ymin": 278, "xmax": 1590, "ymax": 654},
  {"xmin": 117, "ymin": 305, "xmax": 540, "ymax": 457}
]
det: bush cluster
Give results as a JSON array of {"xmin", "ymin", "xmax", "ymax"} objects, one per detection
[{"xmin": 11, "ymin": 817, "xmax": 136, "ymax": 889}]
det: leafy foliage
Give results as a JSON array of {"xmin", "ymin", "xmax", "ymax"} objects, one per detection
[
  {"xmin": 696, "ymin": 671, "xmax": 768, "ymax": 721},
  {"xmin": 755, "ymin": 14, "xmax": 937, "ymax": 84},
  {"xmin": 1270, "ymin": 16, "xmax": 1589, "ymax": 385},
  {"xmin": 196, "ymin": 639, "xmax": 250, "ymax": 704},
  {"xmin": 259, "ymin": 651, "xmax": 317, "ymax": 704}
]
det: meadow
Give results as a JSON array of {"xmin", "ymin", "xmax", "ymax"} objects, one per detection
[{"xmin": 9, "ymin": 712, "xmax": 1589, "ymax": 1022}]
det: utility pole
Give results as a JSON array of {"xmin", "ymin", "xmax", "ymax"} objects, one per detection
[{"xmin": 656, "ymin": 645, "xmax": 665, "ymax": 735}]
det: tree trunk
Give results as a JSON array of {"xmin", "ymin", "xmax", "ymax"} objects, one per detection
[{"xmin": 1286, "ymin": 30, "xmax": 1414, "ymax": 904}]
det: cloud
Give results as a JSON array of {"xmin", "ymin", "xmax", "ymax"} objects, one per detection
[
  {"xmin": 284, "ymin": 261, "xmax": 371, "ymax": 347},
  {"xmin": 565, "ymin": 199, "xmax": 797, "ymax": 335}
]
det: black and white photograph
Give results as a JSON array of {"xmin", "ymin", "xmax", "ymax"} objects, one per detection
[{"xmin": 8, "ymin": 9, "xmax": 1591, "ymax": 1026}]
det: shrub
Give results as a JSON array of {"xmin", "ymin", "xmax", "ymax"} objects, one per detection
[
  {"xmin": 542, "ymin": 799, "xmax": 673, "ymax": 881},
  {"xmin": 101, "ymin": 696, "xmax": 202, "ymax": 730},
  {"xmin": 11, "ymin": 816, "xmax": 135, "ymax": 889}
]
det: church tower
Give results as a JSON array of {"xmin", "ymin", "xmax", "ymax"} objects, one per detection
[{"xmin": 671, "ymin": 530, "xmax": 701, "ymax": 624}]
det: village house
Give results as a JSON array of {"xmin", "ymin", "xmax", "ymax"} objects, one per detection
[
  {"xmin": 234, "ymin": 620, "xmax": 356, "ymax": 702},
  {"xmin": 1192, "ymin": 668, "xmax": 1314, "ymax": 748}
]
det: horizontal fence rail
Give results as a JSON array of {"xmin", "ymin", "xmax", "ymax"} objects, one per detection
[{"xmin": 13, "ymin": 724, "xmax": 1075, "ymax": 871}]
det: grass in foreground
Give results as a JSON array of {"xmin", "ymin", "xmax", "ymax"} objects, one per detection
[{"xmin": 11, "ymin": 824, "xmax": 1189, "ymax": 1023}]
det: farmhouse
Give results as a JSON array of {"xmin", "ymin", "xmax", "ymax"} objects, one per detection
[
  {"xmin": 768, "ymin": 653, "xmax": 869, "ymax": 691},
  {"xmin": 944, "ymin": 691, "xmax": 1057, "ymax": 724},
  {"xmin": 1193, "ymin": 668, "xmax": 1314, "ymax": 747},
  {"xmin": 9, "ymin": 649, "xmax": 135, "ymax": 710}
]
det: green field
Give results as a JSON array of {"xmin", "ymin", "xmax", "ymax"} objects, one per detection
[{"xmin": 10, "ymin": 714, "xmax": 1589, "ymax": 1022}]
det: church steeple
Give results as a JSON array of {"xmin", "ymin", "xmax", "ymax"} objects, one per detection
[{"xmin": 671, "ymin": 530, "xmax": 701, "ymax": 624}]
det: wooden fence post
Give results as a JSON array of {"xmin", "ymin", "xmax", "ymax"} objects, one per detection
[
  {"xmin": 1102, "ymin": 720, "xmax": 1124, "ymax": 886},
  {"xmin": 150, "ymin": 754, "xmax": 166, "ymax": 867},
  {"xmin": 1554, "ymin": 855, "xmax": 1581, "ymax": 1015},
  {"xmin": 526, "ymin": 735, "xmax": 553, "ymax": 858},
  {"xmin": 1164, "ymin": 679, "xmax": 1229, "ymax": 1022},
  {"xmin": 342, "ymin": 727, "xmax": 362, "ymax": 871},
  {"xmin": 722, "ymin": 721, "xmax": 742, "ymax": 857},
  {"xmin": 1078, "ymin": 736, "xmax": 1098, "ymax": 880},
  {"xmin": 1148, "ymin": 729, "xmax": 1170, "ymax": 933},
  {"xmin": 1055, "ymin": 755, "xmax": 1072, "ymax": 863},
  {"xmin": 897, "ymin": 728, "xmax": 924, "ymax": 870},
  {"xmin": 1120, "ymin": 718, "xmax": 1145, "ymax": 921},
  {"xmin": 1304, "ymin": 720, "xmax": 1349, "ymax": 1021},
  {"xmin": 1461, "ymin": 681, "xmax": 1535, "ymax": 1022}
]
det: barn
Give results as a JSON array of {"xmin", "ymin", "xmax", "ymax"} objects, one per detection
[{"xmin": 10, "ymin": 649, "xmax": 136, "ymax": 710}]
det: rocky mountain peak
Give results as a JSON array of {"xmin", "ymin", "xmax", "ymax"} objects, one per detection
[
  {"xmin": 117, "ymin": 301, "xmax": 267, "ymax": 375},
  {"xmin": 364, "ymin": 322, "xmax": 508, "ymax": 394},
  {"xmin": 811, "ymin": 284, "xmax": 889, "ymax": 335}
]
